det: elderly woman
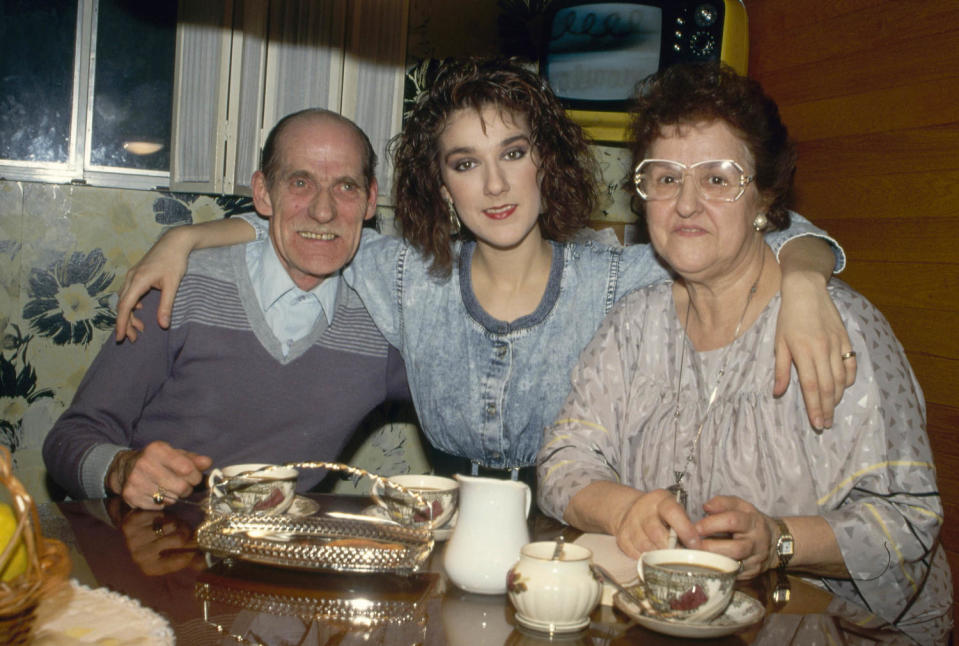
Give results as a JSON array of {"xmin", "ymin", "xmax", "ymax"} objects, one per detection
[{"xmin": 537, "ymin": 63, "xmax": 951, "ymax": 642}]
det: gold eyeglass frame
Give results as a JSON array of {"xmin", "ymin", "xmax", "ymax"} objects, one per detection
[{"xmin": 633, "ymin": 158, "xmax": 755, "ymax": 202}]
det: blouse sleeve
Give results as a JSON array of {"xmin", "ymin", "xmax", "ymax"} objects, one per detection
[
  {"xmin": 536, "ymin": 295, "xmax": 640, "ymax": 521},
  {"xmin": 809, "ymin": 286, "xmax": 942, "ymax": 626}
]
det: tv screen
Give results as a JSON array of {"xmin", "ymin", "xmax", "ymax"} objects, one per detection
[
  {"xmin": 544, "ymin": 3, "xmax": 663, "ymax": 105},
  {"xmin": 537, "ymin": 0, "xmax": 747, "ymax": 142}
]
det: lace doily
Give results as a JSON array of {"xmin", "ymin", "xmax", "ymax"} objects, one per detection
[{"xmin": 31, "ymin": 579, "xmax": 174, "ymax": 645}]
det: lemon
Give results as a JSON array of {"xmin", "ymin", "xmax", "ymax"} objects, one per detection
[{"xmin": 0, "ymin": 503, "xmax": 28, "ymax": 582}]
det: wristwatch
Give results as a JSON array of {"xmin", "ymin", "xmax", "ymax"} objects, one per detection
[{"xmin": 773, "ymin": 517, "xmax": 794, "ymax": 570}]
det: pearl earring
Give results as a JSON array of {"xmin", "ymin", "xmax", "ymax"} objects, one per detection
[{"xmin": 752, "ymin": 213, "xmax": 768, "ymax": 232}]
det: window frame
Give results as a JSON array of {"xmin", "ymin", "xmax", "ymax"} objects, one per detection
[
  {"xmin": 0, "ymin": 0, "xmax": 173, "ymax": 191},
  {"xmin": 0, "ymin": 0, "xmax": 410, "ymax": 197}
]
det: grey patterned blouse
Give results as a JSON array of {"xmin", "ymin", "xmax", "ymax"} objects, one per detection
[{"xmin": 537, "ymin": 280, "xmax": 952, "ymax": 643}]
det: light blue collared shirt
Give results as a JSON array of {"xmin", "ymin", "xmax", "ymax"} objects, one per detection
[{"xmin": 247, "ymin": 238, "xmax": 339, "ymax": 357}]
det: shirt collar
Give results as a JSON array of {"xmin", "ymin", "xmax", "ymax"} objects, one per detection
[{"xmin": 248, "ymin": 238, "xmax": 340, "ymax": 317}]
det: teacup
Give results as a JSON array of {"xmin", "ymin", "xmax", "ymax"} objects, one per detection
[
  {"xmin": 637, "ymin": 548, "xmax": 738, "ymax": 622},
  {"xmin": 371, "ymin": 474, "xmax": 458, "ymax": 529},
  {"xmin": 507, "ymin": 541, "xmax": 602, "ymax": 634},
  {"xmin": 207, "ymin": 463, "xmax": 298, "ymax": 515}
]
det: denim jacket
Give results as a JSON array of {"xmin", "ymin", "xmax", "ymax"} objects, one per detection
[{"xmin": 240, "ymin": 212, "xmax": 843, "ymax": 469}]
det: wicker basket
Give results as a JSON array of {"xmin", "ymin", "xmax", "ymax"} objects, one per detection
[{"xmin": 0, "ymin": 446, "xmax": 71, "ymax": 645}]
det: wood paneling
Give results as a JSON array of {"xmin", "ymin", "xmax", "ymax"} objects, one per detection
[
  {"xmin": 796, "ymin": 125, "xmax": 959, "ymax": 180},
  {"xmin": 931, "ymin": 404, "xmax": 959, "ymax": 558},
  {"xmin": 749, "ymin": 0, "xmax": 959, "ymax": 629},
  {"xmin": 905, "ymin": 354, "xmax": 959, "ymax": 410},
  {"xmin": 796, "ymin": 174, "xmax": 959, "ymax": 224},
  {"xmin": 876, "ymin": 304, "xmax": 959, "ymax": 360},
  {"xmin": 780, "ymin": 77, "xmax": 959, "ymax": 141},
  {"xmin": 748, "ymin": 1, "xmax": 959, "ymax": 79},
  {"xmin": 814, "ymin": 218, "xmax": 959, "ymax": 263},
  {"xmin": 838, "ymin": 262, "xmax": 959, "ymax": 313},
  {"xmin": 755, "ymin": 28, "xmax": 959, "ymax": 105}
]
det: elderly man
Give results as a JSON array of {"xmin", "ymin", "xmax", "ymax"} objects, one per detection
[{"xmin": 43, "ymin": 109, "xmax": 409, "ymax": 508}]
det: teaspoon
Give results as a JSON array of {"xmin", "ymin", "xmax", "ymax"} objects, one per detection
[
  {"xmin": 590, "ymin": 563, "xmax": 649, "ymax": 612},
  {"xmin": 551, "ymin": 534, "xmax": 565, "ymax": 560}
]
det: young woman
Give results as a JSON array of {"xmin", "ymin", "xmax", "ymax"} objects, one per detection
[{"xmin": 115, "ymin": 58, "xmax": 854, "ymax": 483}]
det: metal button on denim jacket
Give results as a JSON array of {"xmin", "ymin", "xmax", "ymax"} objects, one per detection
[{"xmin": 239, "ymin": 212, "xmax": 842, "ymax": 469}]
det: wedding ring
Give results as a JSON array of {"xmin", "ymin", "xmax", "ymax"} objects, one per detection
[
  {"xmin": 152, "ymin": 488, "xmax": 166, "ymax": 505},
  {"xmin": 152, "ymin": 518, "xmax": 165, "ymax": 537},
  {"xmin": 840, "ymin": 351, "xmax": 857, "ymax": 360}
]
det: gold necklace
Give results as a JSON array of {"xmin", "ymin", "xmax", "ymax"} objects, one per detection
[{"xmin": 667, "ymin": 250, "xmax": 766, "ymax": 511}]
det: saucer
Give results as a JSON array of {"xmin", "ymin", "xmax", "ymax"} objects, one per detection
[
  {"xmin": 614, "ymin": 590, "xmax": 764, "ymax": 639},
  {"xmin": 205, "ymin": 495, "xmax": 320, "ymax": 517},
  {"xmin": 514, "ymin": 613, "xmax": 591, "ymax": 634},
  {"xmin": 432, "ymin": 517, "xmax": 456, "ymax": 541},
  {"xmin": 363, "ymin": 504, "xmax": 457, "ymax": 540}
]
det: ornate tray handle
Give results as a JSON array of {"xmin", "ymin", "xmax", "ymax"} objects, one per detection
[{"xmin": 196, "ymin": 462, "xmax": 435, "ymax": 575}]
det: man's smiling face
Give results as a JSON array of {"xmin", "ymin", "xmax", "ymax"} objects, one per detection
[{"xmin": 252, "ymin": 113, "xmax": 377, "ymax": 290}]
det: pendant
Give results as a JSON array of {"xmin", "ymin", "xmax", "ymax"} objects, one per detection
[{"xmin": 666, "ymin": 482, "xmax": 688, "ymax": 512}]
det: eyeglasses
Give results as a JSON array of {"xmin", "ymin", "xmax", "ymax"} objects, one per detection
[{"xmin": 633, "ymin": 159, "xmax": 755, "ymax": 202}]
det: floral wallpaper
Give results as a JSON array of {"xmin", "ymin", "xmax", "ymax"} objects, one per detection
[{"xmin": 0, "ymin": 179, "xmax": 427, "ymax": 502}]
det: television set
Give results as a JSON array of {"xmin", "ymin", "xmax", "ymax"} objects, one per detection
[{"xmin": 539, "ymin": 0, "xmax": 748, "ymax": 142}]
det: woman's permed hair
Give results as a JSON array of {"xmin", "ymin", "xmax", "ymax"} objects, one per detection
[
  {"xmin": 390, "ymin": 57, "xmax": 599, "ymax": 275},
  {"xmin": 628, "ymin": 63, "xmax": 796, "ymax": 229}
]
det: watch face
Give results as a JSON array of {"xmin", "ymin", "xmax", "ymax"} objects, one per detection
[{"xmin": 779, "ymin": 536, "xmax": 795, "ymax": 556}]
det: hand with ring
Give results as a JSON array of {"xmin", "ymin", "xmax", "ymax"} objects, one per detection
[
  {"xmin": 693, "ymin": 495, "xmax": 776, "ymax": 580},
  {"xmin": 106, "ymin": 441, "xmax": 212, "ymax": 509}
]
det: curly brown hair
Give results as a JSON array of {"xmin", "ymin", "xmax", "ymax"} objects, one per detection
[
  {"xmin": 627, "ymin": 63, "xmax": 796, "ymax": 230},
  {"xmin": 390, "ymin": 57, "xmax": 599, "ymax": 276}
]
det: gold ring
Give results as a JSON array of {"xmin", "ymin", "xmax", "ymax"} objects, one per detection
[
  {"xmin": 152, "ymin": 488, "xmax": 166, "ymax": 505},
  {"xmin": 841, "ymin": 351, "xmax": 857, "ymax": 360},
  {"xmin": 152, "ymin": 518, "xmax": 165, "ymax": 537}
]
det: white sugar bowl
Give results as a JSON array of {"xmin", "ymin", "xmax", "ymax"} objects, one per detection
[{"xmin": 507, "ymin": 541, "xmax": 602, "ymax": 634}]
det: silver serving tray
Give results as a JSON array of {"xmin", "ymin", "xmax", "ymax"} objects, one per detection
[
  {"xmin": 197, "ymin": 511, "xmax": 434, "ymax": 575},
  {"xmin": 196, "ymin": 460, "xmax": 439, "ymax": 575}
]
